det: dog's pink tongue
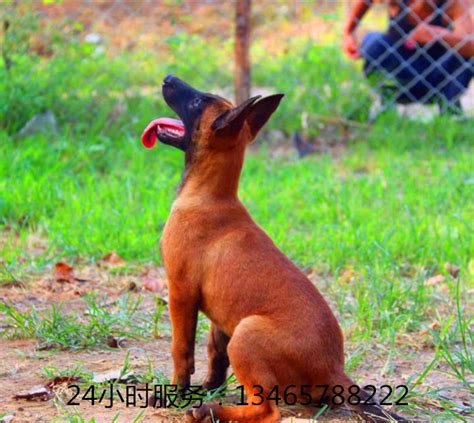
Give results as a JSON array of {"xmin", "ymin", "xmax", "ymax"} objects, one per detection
[{"xmin": 141, "ymin": 117, "xmax": 184, "ymax": 149}]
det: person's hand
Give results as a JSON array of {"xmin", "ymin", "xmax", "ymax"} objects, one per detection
[
  {"xmin": 408, "ymin": 23, "xmax": 444, "ymax": 46},
  {"xmin": 342, "ymin": 32, "xmax": 360, "ymax": 59}
]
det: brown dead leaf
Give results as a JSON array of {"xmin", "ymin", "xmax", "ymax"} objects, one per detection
[
  {"xmin": 143, "ymin": 277, "xmax": 165, "ymax": 293},
  {"xmin": 36, "ymin": 342, "xmax": 62, "ymax": 351},
  {"xmin": 106, "ymin": 335, "xmax": 126, "ymax": 348},
  {"xmin": 419, "ymin": 328, "xmax": 429, "ymax": 337},
  {"xmin": 444, "ymin": 262, "xmax": 460, "ymax": 279},
  {"xmin": 13, "ymin": 375, "xmax": 80, "ymax": 404},
  {"xmin": 419, "ymin": 321, "xmax": 441, "ymax": 338},
  {"xmin": 102, "ymin": 251, "xmax": 125, "ymax": 266},
  {"xmin": 424, "ymin": 274, "xmax": 445, "ymax": 287},
  {"xmin": 45, "ymin": 376, "xmax": 81, "ymax": 389},
  {"xmin": 142, "ymin": 269, "xmax": 166, "ymax": 294},
  {"xmin": 126, "ymin": 281, "xmax": 139, "ymax": 292},
  {"xmin": 415, "ymin": 330, "xmax": 433, "ymax": 348},
  {"xmin": 54, "ymin": 262, "xmax": 75, "ymax": 283},
  {"xmin": 0, "ymin": 280, "xmax": 25, "ymax": 288},
  {"xmin": 13, "ymin": 386, "xmax": 52, "ymax": 401},
  {"xmin": 54, "ymin": 262, "xmax": 87, "ymax": 284}
]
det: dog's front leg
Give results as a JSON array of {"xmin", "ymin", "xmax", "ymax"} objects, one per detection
[
  {"xmin": 169, "ymin": 295, "xmax": 198, "ymax": 388},
  {"xmin": 203, "ymin": 323, "xmax": 230, "ymax": 391}
]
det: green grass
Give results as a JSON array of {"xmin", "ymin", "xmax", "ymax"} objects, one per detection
[
  {"xmin": 0, "ymin": 14, "xmax": 375, "ymax": 139},
  {"xmin": 0, "ymin": 293, "xmax": 166, "ymax": 349},
  {"xmin": 1, "ymin": 116, "xmax": 473, "ymax": 345}
]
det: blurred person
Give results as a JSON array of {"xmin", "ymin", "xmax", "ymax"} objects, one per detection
[{"xmin": 343, "ymin": 0, "xmax": 473, "ymax": 113}]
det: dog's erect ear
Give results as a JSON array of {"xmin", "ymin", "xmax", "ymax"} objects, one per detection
[
  {"xmin": 212, "ymin": 94, "xmax": 284, "ymax": 140},
  {"xmin": 211, "ymin": 95, "xmax": 261, "ymax": 137},
  {"xmin": 245, "ymin": 94, "xmax": 284, "ymax": 138}
]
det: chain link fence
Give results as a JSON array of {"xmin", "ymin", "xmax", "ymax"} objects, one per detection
[
  {"xmin": 1, "ymin": 1, "xmax": 472, "ymax": 141},
  {"xmin": 349, "ymin": 0, "xmax": 473, "ymax": 118}
]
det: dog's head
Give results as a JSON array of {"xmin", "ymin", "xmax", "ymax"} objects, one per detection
[{"xmin": 142, "ymin": 75, "xmax": 283, "ymax": 154}]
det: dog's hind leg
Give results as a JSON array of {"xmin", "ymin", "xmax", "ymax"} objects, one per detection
[
  {"xmin": 203, "ymin": 323, "xmax": 230, "ymax": 391},
  {"xmin": 188, "ymin": 316, "xmax": 281, "ymax": 422}
]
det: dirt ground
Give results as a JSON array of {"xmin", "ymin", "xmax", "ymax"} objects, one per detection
[{"xmin": 0, "ymin": 259, "xmax": 471, "ymax": 422}]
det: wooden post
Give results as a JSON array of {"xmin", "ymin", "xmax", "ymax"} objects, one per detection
[{"xmin": 235, "ymin": 0, "xmax": 251, "ymax": 104}]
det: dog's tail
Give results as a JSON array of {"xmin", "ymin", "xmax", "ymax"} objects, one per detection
[{"xmin": 332, "ymin": 374, "xmax": 409, "ymax": 422}]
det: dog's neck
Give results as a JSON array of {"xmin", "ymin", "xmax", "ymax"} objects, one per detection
[{"xmin": 177, "ymin": 143, "xmax": 246, "ymax": 201}]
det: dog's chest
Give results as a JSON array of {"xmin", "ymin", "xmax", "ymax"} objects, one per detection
[
  {"xmin": 160, "ymin": 198, "xmax": 245, "ymax": 284},
  {"xmin": 160, "ymin": 207, "xmax": 212, "ymax": 272}
]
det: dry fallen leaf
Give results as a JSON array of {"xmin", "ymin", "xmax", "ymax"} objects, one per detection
[
  {"xmin": 45, "ymin": 376, "xmax": 81, "ymax": 389},
  {"xmin": 102, "ymin": 251, "xmax": 125, "ymax": 266},
  {"xmin": 143, "ymin": 277, "xmax": 165, "ymax": 293},
  {"xmin": 419, "ymin": 328, "xmax": 428, "ymax": 336},
  {"xmin": 54, "ymin": 262, "xmax": 75, "ymax": 283},
  {"xmin": 444, "ymin": 262, "xmax": 460, "ymax": 279},
  {"xmin": 36, "ymin": 342, "xmax": 62, "ymax": 351},
  {"xmin": 419, "ymin": 321, "xmax": 441, "ymax": 337},
  {"xmin": 142, "ymin": 269, "xmax": 166, "ymax": 294},
  {"xmin": 424, "ymin": 274, "xmax": 445, "ymax": 287},
  {"xmin": 13, "ymin": 386, "xmax": 52, "ymax": 401},
  {"xmin": 106, "ymin": 335, "xmax": 126, "ymax": 348},
  {"xmin": 0, "ymin": 280, "xmax": 25, "ymax": 288},
  {"xmin": 54, "ymin": 262, "xmax": 86, "ymax": 283},
  {"xmin": 12, "ymin": 375, "xmax": 79, "ymax": 403},
  {"xmin": 126, "ymin": 281, "xmax": 139, "ymax": 292}
]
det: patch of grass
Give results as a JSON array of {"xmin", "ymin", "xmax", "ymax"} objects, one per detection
[
  {"xmin": 0, "ymin": 293, "xmax": 164, "ymax": 349},
  {"xmin": 51, "ymin": 410, "xmax": 125, "ymax": 423},
  {"xmin": 1, "ymin": 117, "xmax": 473, "ymax": 345},
  {"xmin": 53, "ymin": 409, "xmax": 145, "ymax": 423},
  {"xmin": 1, "ymin": 5, "xmax": 232, "ymax": 137},
  {"xmin": 40, "ymin": 364, "xmax": 93, "ymax": 381},
  {"xmin": 0, "ymin": 5, "xmax": 390, "ymax": 139},
  {"xmin": 431, "ymin": 280, "xmax": 473, "ymax": 394},
  {"xmin": 392, "ymin": 280, "xmax": 473, "ymax": 419},
  {"xmin": 0, "ymin": 261, "xmax": 22, "ymax": 286}
]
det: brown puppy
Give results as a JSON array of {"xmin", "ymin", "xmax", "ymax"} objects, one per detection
[{"xmin": 142, "ymin": 75, "xmax": 405, "ymax": 422}]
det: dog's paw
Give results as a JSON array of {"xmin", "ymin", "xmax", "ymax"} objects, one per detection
[
  {"xmin": 202, "ymin": 379, "xmax": 222, "ymax": 392},
  {"xmin": 186, "ymin": 404, "xmax": 214, "ymax": 422}
]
